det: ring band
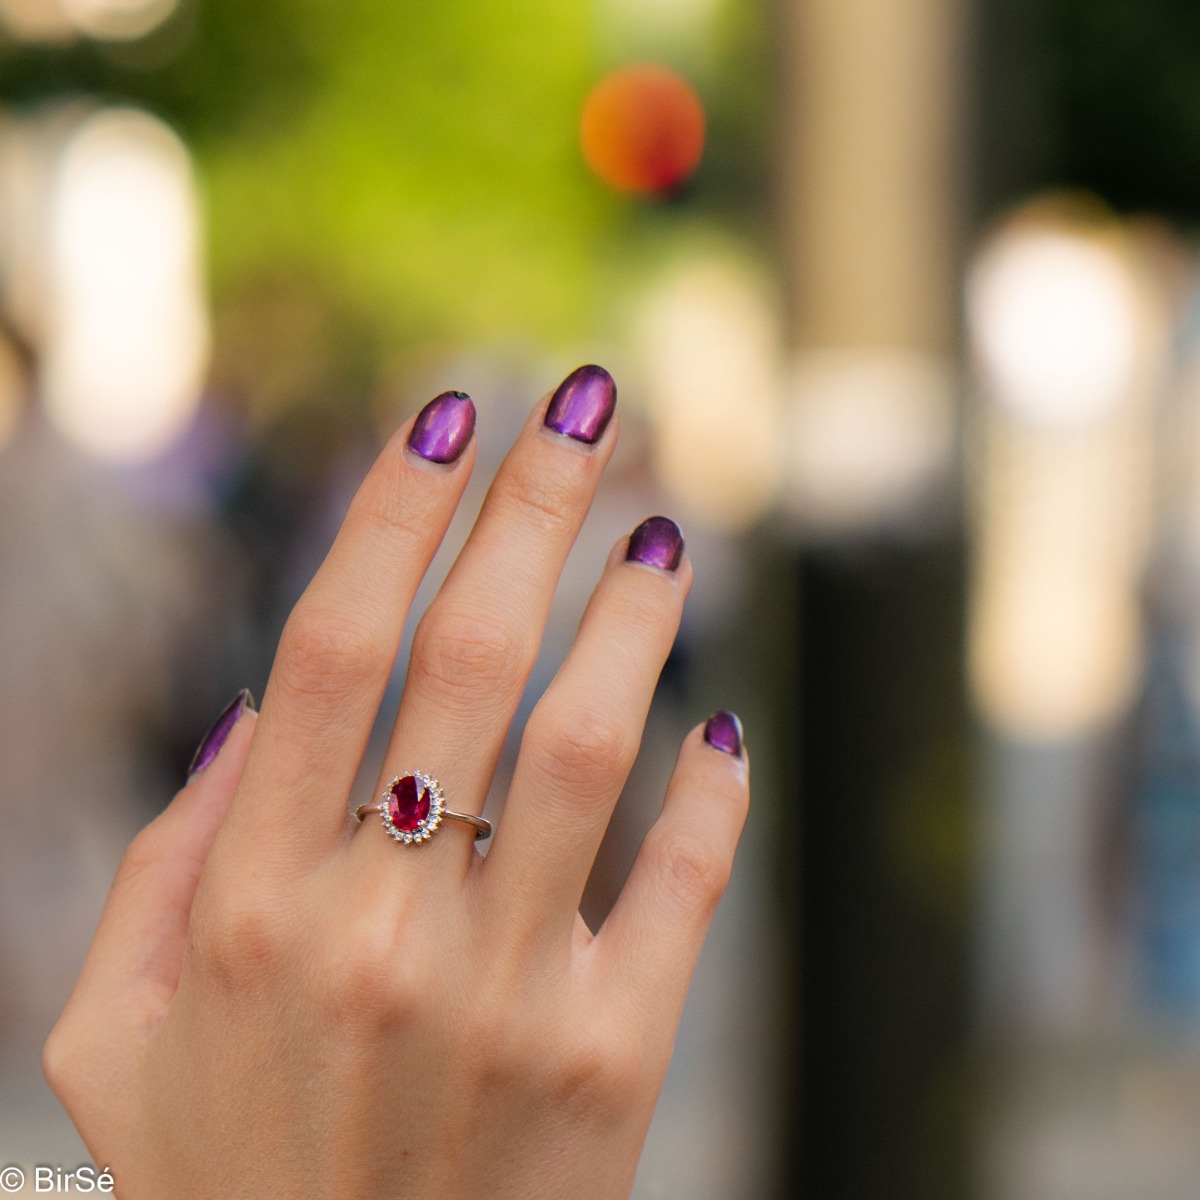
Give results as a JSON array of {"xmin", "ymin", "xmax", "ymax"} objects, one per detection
[{"xmin": 355, "ymin": 771, "xmax": 491, "ymax": 844}]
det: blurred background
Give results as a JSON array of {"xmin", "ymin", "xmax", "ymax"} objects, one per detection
[{"xmin": 4, "ymin": 0, "xmax": 1200, "ymax": 1196}]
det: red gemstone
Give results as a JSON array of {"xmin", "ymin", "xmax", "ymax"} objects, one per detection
[{"xmin": 387, "ymin": 775, "xmax": 429, "ymax": 832}]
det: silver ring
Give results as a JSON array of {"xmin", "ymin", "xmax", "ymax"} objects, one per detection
[{"xmin": 354, "ymin": 771, "xmax": 491, "ymax": 844}]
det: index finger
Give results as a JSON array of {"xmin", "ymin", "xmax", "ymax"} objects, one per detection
[{"xmin": 218, "ymin": 392, "xmax": 477, "ymax": 871}]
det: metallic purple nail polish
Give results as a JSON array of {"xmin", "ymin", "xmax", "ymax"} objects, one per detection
[
  {"xmin": 543, "ymin": 364, "xmax": 616, "ymax": 444},
  {"xmin": 407, "ymin": 390, "xmax": 476, "ymax": 464},
  {"xmin": 626, "ymin": 516, "xmax": 684, "ymax": 571},
  {"xmin": 188, "ymin": 689, "xmax": 255, "ymax": 778},
  {"xmin": 703, "ymin": 710, "xmax": 743, "ymax": 757}
]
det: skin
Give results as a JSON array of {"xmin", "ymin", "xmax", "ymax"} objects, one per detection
[{"xmin": 43, "ymin": 387, "xmax": 750, "ymax": 1199}]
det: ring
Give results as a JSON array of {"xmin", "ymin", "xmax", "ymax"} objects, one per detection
[{"xmin": 354, "ymin": 771, "xmax": 491, "ymax": 844}]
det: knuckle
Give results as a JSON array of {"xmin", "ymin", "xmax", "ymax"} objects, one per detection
[
  {"xmin": 610, "ymin": 583, "xmax": 672, "ymax": 638},
  {"xmin": 525, "ymin": 702, "xmax": 635, "ymax": 801},
  {"xmin": 114, "ymin": 821, "xmax": 168, "ymax": 889},
  {"xmin": 189, "ymin": 891, "xmax": 286, "ymax": 987},
  {"xmin": 650, "ymin": 828, "xmax": 731, "ymax": 913},
  {"xmin": 321, "ymin": 942, "xmax": 416, "ymax": 1028},
  {"xmin": 452, "ymin": 1003, "xmax": 525, "ymax": 1097},
  {"xmin": 499, "ymin": 460, "xmax": 577, "ymax": 533},
  {"xmin": 461, "ymin": 995, "xmax": 643, "ymax": 1120},
  {"xmin": 353, "ymin": 461, "xmax": 428, "ymax": 546},
  {"xmin": 410, "ymin": 606, "xmax": 525, "ymax": 704},
  {"xmin": 275, "ymin": 605, "xmax": 380, "ymax": 703},
  {"xmin": 551, "ymin": 1025, "xmax": 643, "ymax": 1116}
]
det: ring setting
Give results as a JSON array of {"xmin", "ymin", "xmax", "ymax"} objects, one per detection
[{"xmin": 354, "ymin": 771, "xmax": 491, "ymax": 844}]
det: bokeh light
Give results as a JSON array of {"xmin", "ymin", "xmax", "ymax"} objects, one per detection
[
  {"xmin": 783, "ymin": 348, "xmax": 955, "ymax": 533},
  {"xmin": 580, "ymin": 64, "xmax": 705, "ymax": 196},
  {"xmin": 43, "ymin": 108, "xmax": 207, "ymax": 463},
  {"xmin": 0, "ymin": 0, "xmax": 72, "ymax": 41},
  {"xmin": 638, "ymin": 254, "xmax": 781, "ymax": 529},
  {"xmin": 968, "ymin": 215, "xmax": 1142, "ymax": 428},
  {"xmin": 970, "ymin": 500, "xmax": 1147, "ymax": 741},
  {"xmin": 60, "ymin": 0, "xmax": 177, "ymax": 40},
  {"xmin": 0, "ymin": 0, "xmax": 174, "ymax": 41},
  {"xmin": 967, "ymin": 205, "xmax": 1164, "ymax": 741}
]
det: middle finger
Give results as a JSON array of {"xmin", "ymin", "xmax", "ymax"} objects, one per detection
[{"xmin": 351, "ymin": 365, "xmax": 618, "ymax": 877}]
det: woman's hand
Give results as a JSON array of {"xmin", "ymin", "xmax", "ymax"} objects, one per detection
[{"xmin": 44, "ymin": 368, "xmax": 749, "ymax": 1200}]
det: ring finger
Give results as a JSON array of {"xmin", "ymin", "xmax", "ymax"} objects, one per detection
[{"xmin": 482, "ymin": 515, "xmax": 690, "ymax": 945}]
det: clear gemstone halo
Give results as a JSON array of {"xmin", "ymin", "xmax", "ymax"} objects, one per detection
[{"xmin": 380, "ymin": 771, "xmax": 444, "ymax": 845}]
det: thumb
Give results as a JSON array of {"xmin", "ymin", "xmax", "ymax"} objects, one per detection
[{"xmin": 58, "ymin": 690, "xmax": 257, "ymax": 1037}]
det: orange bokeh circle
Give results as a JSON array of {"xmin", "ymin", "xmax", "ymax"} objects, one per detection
[{"xmin": 580, "ymin": 64, "xmax": 706, "ymax": 196}]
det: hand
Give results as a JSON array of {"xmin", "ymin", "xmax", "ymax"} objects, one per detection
[{"xmin": 44, "ymin": 367, "xmax": 750, "ymax": 1200}]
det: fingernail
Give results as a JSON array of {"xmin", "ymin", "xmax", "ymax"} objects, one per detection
[
  {"xmin": 626, "ymin": 515, "xmax": 684, "ymax": 571},
  {"xmin": 407, "ymin": 390, "xmax": 476, "ymax": 464},
  {"xmin": 703, "ymin": 710, "xmax": 743, "ymax": 757},
  {"xmin": 543, "ymin": 364, "xmax": 616, "ymax": 444},
  {"xmin": 188, "ymin": 689, "xmax": 255, "ymax": 778}
]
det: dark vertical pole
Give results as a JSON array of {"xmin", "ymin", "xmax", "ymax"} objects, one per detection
[
  {"xmin": 777, "ymin": 539, "xmax": 971, "ymax": 1200},
  {"xmin": 769, "ymin": 0, "xmax": 975, "ymax": 1192}
]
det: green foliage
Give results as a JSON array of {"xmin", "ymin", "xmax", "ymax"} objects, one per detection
[
  {"xmin": 0, "ymin": 0, "xmax": 769, "ymax": 362},
  {"xmin": 0, "ymin": 0, "xmax": 611, "ymax": 346},
  {"xmin": 197, "ymin": 1, "xmax": 609, "ymax": 346}
]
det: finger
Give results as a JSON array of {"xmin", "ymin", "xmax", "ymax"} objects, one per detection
[
  {"xmin": 353, "ymin": 365, "xmax": 618, "ymax": 875},
  {"xmin": 223, "ymin": 392, "xmax": 476, "ymax": 865},
  {"xmin": 482, "ymin": 517, "xmax": 689, "ymax": 938},
  {"xmin": 589, "ymin": 714, "xmax": 749, "ymax": 1035},
  {"xmin": 52, "ymin": 693, "xmax": 256, "ymax": 1042}
]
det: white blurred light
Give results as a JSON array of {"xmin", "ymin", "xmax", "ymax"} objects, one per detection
[
  {"xmin": 972, "ymin": 557, "xmax": 1143, "ymax": 741},
  {"xmin": 968, "ymin": 408, "xmax": 1154, "ymax": 740},
  {"xmin": 0, "ymin": 0, "xmax": 175, "ymax": 40},
  {"xmin": 0, "ymin": 0, "xmax": 73, "ymax": 41},
  {"xmin": 62, "ymin": 0, "xmax": 175, "ymax": 39},
  {"xmin": 968, "ymin": 227, "xmax": 1140, "ymax": 428},
  {"xmin": 43, "ymin": 108, "xmax": 208, "ymax": 463},
  {"xmin": 966, "ymin": 206, "xmax": 1164, "ymax": 740},
  {"xmin": 638, "ymin": 257, "xmax": 782, "ymax": 530},
  {"xmin": 784, "ymin": 349, "xmax": 955, "ymax": 532}
]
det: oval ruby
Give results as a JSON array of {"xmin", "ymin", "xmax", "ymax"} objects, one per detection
[{"xmin": 387, "ymin": 774, "xmax": 430, "ymax": 832}]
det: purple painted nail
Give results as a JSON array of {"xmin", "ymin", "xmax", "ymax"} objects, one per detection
[
  {"xmin": 703, "ymin": 710, "xmax": 743, "ymax": 757},
  {"xmin": 188, "ymin": 689, "xmax": 255, "ymax": 778},
  {"xmin": 543, "ymin": 364, "xmax": 616, "ymax": 444},
  {"xmin": 626, "ymin": 515, "xmax": 684, "ymax": 571},
  {"xmin": 407, "ymin": 390, "xmax": 476, "ymax": 464}
]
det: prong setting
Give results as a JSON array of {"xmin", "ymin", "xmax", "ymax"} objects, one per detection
[{"xmin": 379, "ymin": 770, "xmax": 445, "ymax": 845}]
